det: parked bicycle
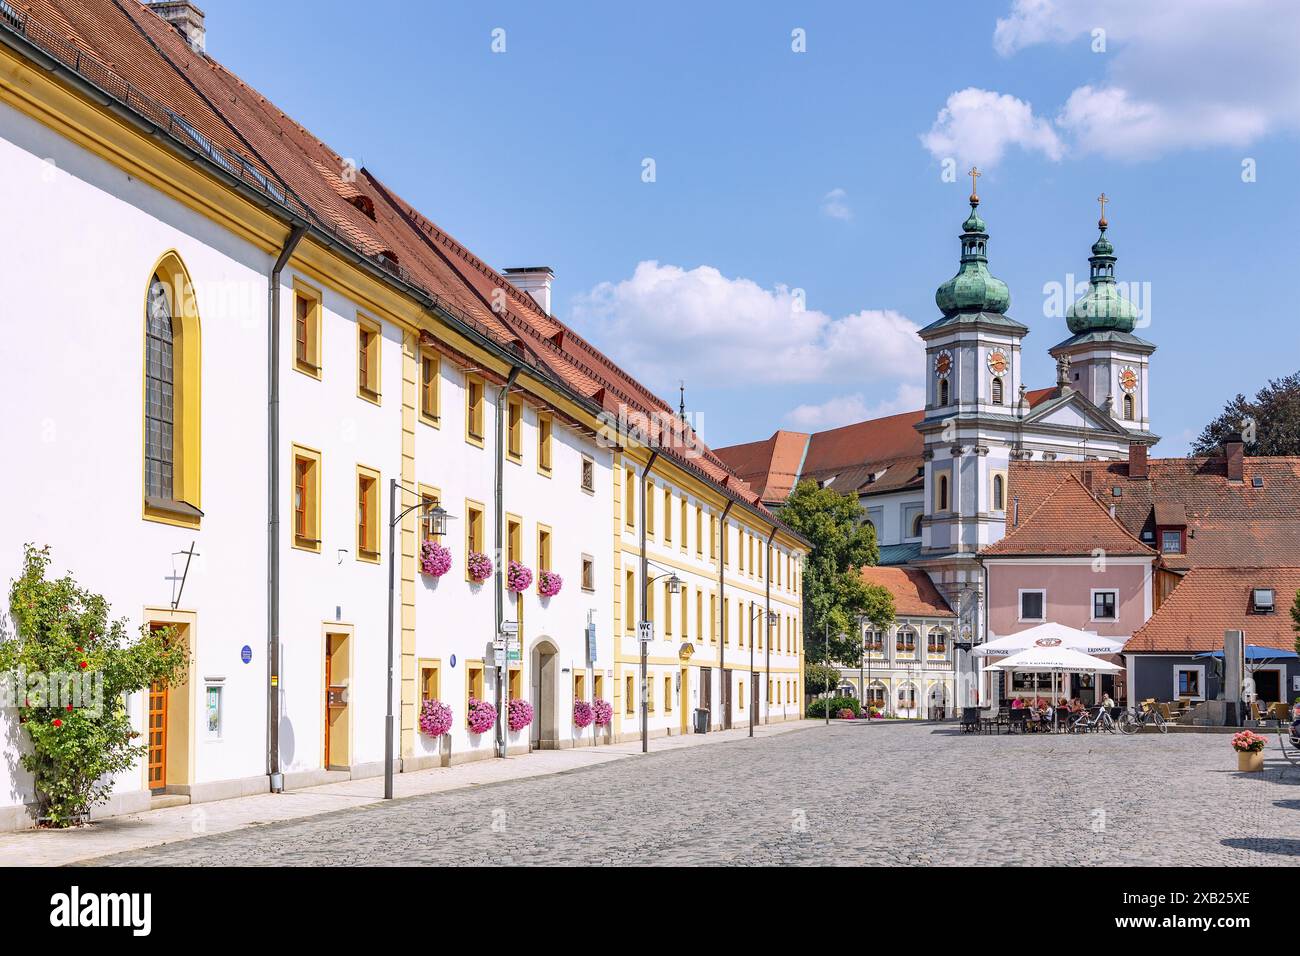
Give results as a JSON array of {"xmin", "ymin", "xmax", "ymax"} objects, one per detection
[
  {"xmin": 1069, "ymin": 705, "xmax": 1119, "ymax": 734},
  {"xmin": 1117, "ymin": 701, "xmax": 1167, "ymax": 736}
]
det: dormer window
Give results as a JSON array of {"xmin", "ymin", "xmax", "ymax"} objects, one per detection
[
  {"xmin": 1160, "ymin": 530, "xmax": 1183, "ymax": 554},
  {"xmin": 1251, "ymin": 588, "xmax": 1275, "ymax": 613}
]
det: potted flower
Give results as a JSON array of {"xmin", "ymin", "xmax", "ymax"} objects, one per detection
[
  {"xmin": 508, "ymin": 698, "xmax": 534, "ymax": 733},
  {"xmin": 593, "ymin": 698, "xmax": 613, "ymax": 728},
  {"xmin": 418, "ymin": 699, "xmax": 453, "ymax": 738},
  {"xmin": 573, "ymin": 699, "xmax": 595, "ymax": 729},
  {"xmin": 837, "ymin": 707, "xmax": 856, "ymax": 720},
  {"xmin": 537, "ymin": 570, "xmax": 563, "ymax": 597},
  {"xmin": 419, "ymin": 540, "xmax": 452, "ymax": 578},
  {"xmin": 1232, "ymin": 730, "xmax": 1268, "ymax": 772},
  {"xmin": 466, "ymin": 551, "xmax": 493, "ymax": 584},
  {"xmin": 506, "ymin": 560, "xmax": 533, "ymax": 593},
  {"xmin": 467, "ymin": 697, "xmax": 496, "ymax": 735}
]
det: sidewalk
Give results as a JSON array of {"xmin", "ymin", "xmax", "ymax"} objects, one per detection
[{"xmin": 0, "ymin": 719, "xmax": 820, "ymax": 867}]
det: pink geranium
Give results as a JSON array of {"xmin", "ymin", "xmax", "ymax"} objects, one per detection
[
  {"xmin": 592, "ymin": 698, "xmax": 613, "ymax": 727},
  {"xmin": 466, "ymin": 551, "xmax": 493, "ymax": 583},
  {"xmin": 573, "ymin": 699, "xmax": 594, "ymax": 729},
  {"xmin": 419, "ymin": 541, "xmax": 452, "ymax": 578},
  {"xmin": 467, "ymin": 697, "xmax": 497, "ymax": 734},
  {"xmin": 1231, "ymin": 730, "xmax": 1267, "ymax": 753},
  {"xmin": 537, "ymin": 570, "xmax": 563, "ymax": 597},
  {"xmin": 506, "ymin": 560, "xmax": 533, "ymax": 593},
  {"xmin": 418, "ymin": 699, "xmax": 453, "ymax": 737},
  {"xmin": 508, "ymin": 698, "xmax": 534, "ymax": 732}
]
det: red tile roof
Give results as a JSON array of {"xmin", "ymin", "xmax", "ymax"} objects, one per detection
[
  {"xmin": 1125, "ymin": 567, "xmax": 1300, "ymax": 653},
  {"xmin": 860, "ymin": 567, "xmax": 954, "ymax": 617},
  {"xmin": 7, "ymin": 0, "xmax": 788, "ymax": 529},
  {"xmin": 982, "ymin": 474, "xmax": 1156, "ymax": 557},
  {"xmin": 711, "ymin": 430, "xmax": 809, "ymax": 503},
  {"xmin": 1005, "ymin": 455, "xmax": 1300, "ymax": 570}
]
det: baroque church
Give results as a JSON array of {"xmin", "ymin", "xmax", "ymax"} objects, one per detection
[{"xmin": 716, "ymin": 176, "xmax": 1157, "ymax": 708}]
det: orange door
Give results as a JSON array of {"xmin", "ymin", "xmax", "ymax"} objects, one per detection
[{"xmin": 147, "ymin": 681, "xmax": 168, "ymax": 791}]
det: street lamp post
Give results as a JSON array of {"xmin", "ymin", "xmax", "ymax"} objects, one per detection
[
  {"xmin": 640, "ymin": 563, "xmax": 683, "ymax": 754},
  {"xmin": 384, "ymin": 480, "xmax": 449, "ymax": 800},
  {"xmin": 749, "ymin": 607, "xmax": 777, "ymax": 737}
]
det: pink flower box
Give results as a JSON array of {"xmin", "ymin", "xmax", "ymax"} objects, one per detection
[{"xmin": 506, "ymin": 560, "xmax": 533, "ymax": 593}]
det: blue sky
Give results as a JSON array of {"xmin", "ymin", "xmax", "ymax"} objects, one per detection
[{"xmin": 204, "ymin": 0, "xmax": 1299, "ymax": 455}]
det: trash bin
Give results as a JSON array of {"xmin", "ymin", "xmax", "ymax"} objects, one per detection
[{"xmin": 693, "ymin": 707, "xmax": 710, "ymax": 734}]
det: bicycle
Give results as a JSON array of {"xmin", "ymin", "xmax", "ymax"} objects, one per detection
[
  {"xmin": 1117, "ymin": 702, "xmax": 1167, "ymax": 736},
  {"xmin": 1069, "ymin": 706, "xmax": 1119, "ymax": 734}
]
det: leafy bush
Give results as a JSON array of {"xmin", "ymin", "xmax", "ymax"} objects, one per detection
[
  {"xmin": 1, "ymin": 545, "xmax": 188, "ymax": 826},
  {"xmin": 806, "ymin": 696, "xmax": 861, "ymax": 719}
]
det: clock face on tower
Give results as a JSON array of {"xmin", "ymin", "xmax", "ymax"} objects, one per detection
[
  {"xmin": 1119, "ymin": 367, "xmax": 1138, "ymax": 393},
  {"xmin": 935, "ymin": 350, "xmax": 952, "ymax": 377},
  {"xmin": 986, "ymin": 350, "xmax": 1008, "ymax": 375}
]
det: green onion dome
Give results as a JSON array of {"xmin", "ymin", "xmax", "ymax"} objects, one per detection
[
  {"xmin": 1066, "ymin": 218, "xmax": 1138, "ymax": 333},
  {"xmin": 934, "ymin": 198, "xmax": 1010, "ymax": 317}
]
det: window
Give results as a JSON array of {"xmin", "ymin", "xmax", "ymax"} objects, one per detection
[
  {"xmin": 625, "ymin": 570, "xmax": 635, "ymax": 632},
  {"xmin": 537, "ymin": 413, "xmax": 553, "ymax": 474},
  {"xmin": 664, "ymin": 580, "xmax": 673, "ymax": 636},
  {"xmin": 1019, "ymin": 589, "xmax": 1046, "ymax": 622},
  {"xmin": 865, "ymin": 630, "xmax": 884, "ymax": 654},
  {"xmin": 680, "ymin": 498, "xmax": 689, "ymax": 551},
  {"xmin": 419, "ymin": 350, "xmax": 440, "ymax": 424},
  {"xmin": 624, "ymin": 468, "xmax": 636, "ymax": 528},
  {"xmin": 293, "ymin": 283, "xmax": 321, "ymax": 377},
  {"xmin": 898, "ymin": 684, "xmax": 917, "ymax": 710},
  {"xmin": 466, "ymin": 662, "xmax": 485, "ymax": 704},
  {"xmin": 506, "ymin": 396, "xmax": 523, "ymax": 462},
  {"xmin": 866, "ymin": 682, "xmax": 886, "ymax": 708},
  {"xmin": 710, "ymin": 593, "xmax": 717, "ymax": 643},
  {"xmin": 143, "ymin": 255, "xmax": 201, "ymax": 526},
  {"xmin": 938, "ymin": 378, "xmax": 949, "ymax": 406},
  {"xmin": 466, "ymin": 376, "xmax": 485, "ymax": 444},
  {"xmin": 646, "ymin": 481, "xmax": 655, "ymax": 537},
  {"xmin": 681, "ymin": 586, "xmax": 689, "ymax": 638},
  {"xmin": 663, "ymin": 490, "xmax": 673, "ymax": 545},
  {"xmin": 936, "ymin": 474, "xmax": 949, "ymax": 512},
  {"xmin": 696, "ymin": 591, "xmax": 703, "ymax": 641},
  {"xmin": 738, "ymin": 680, "xmax": 745, "ymax": 711},
  {"xmin": 911, "ymin": 514, "xmax": 924, "ymax": 538},
  {"xmin": 357, "ymin": 316, "xmax": 381, "ymax": 401},
  {"xmin": 508, "ymin": 664, "xmax": 522, "ymax": 702},
  {"xmin": 574, "ymin": 671, "xmax": 586, "ymax": 703},
  {"xmin": 710, "ymin": 514, "xmax": 718, "ymax": 559},
  {"xmin": 291, "ymin": 445, "xmax": 321, "ymax": 551},
  {"xmin": 204, "ymin": 683, "xmax": 223, "ymax": 739},
  {"xmin": 420, "ymin": 660, "xmax": 441, "ymax": 701},
  {"xmin": 896, "ymin": 627, "xmax": 916, "ymax": 654},
  {"xmin": 593, "ymin": 674, "xmax": 604, "ymax": 702},
  {"xmin": 991, "ymin": 376, "xmax": 1004, "ymax": 405},
  {"xmin": 664, "ymin": 675, "xmax": 673, "ymax": 712},
  {"xmin": 928, "ymin": 629, "xmax": 947, "ymax": 656},
  {"xmin": 465, "ymin": 500, "xmax": 485, "ymax": 572},
  {"xmin": 1251, "ymin": 588, "xmax": 1275, "ymax": 613},
  {"xmin": 625, "ymin": 674, "xmax": 635, "ymax": 714},
  {"xmin": 1160, "ymin": 529, "xmax": 1183, "ymax": 554},
  {"xmin": 1123, "ymin": 394, "xmax": 1134, "ymax": 420},
  {"xmin": 1092, "ymin": 590, "xmax": 1117, "ymax": 620},
  {"xmin": 582, "ymin": 555, "xmax": 595, "ymax": 592},
  {"xmin": 738, "ymin": 528, "xmax": 745, "ymax": 573},
  {"xmin": 537, "ymin": 525, "xmax": 552, "ymax": 574},
  {"xmin": 992, "ymin": 474, "xmax": 1005, "ymax": 511},
  {"xmin": 419, "ymin": 485, "xmax": 441, "ymax": 545},
  {"xmin": 1175, "ymin": 667, "xmax": 1203, "ymax": 700},
  {"xmin": 581, "ymin": 457, "xmax": 595, "ymax": 493},
  {"xmin": 356, "ymin": 466, "xmax": 380, "ymax": 561},
  {"xmin": 695, "ymin": 507, "xmax": 703, "ymax": 556}
]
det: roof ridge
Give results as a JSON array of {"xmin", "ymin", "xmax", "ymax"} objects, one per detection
[{"xmin": 993, "ymin": 472, "xmax": 1156, "ymax": 555}]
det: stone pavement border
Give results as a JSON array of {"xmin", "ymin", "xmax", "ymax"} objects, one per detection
[{"xmin": 0, "ymin": 719, "xmax": 822, "ymax": 867}]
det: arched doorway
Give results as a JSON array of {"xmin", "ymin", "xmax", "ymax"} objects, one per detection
[{"xmin": 530, "ymin": 639, "xmax": 559, "ymax": 750}]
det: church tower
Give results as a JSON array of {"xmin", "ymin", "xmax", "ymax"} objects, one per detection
[
  {"xmin": 1048, "ymin": 196, "xmax": 1156, "ymax": 434},
  {"xmin": 916, "ymin": 171, "xmax": 1028, "ymax": 558}
]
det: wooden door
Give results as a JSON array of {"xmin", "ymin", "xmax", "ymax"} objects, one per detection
[
  {"xmin": 147, "ymin": 681, "xmax": 168, "ymax": 791},
  {"xmin": 679, "ymin": 667, "xmax": 690, "ymax": 735},
  {"xmin": 699, "ymin": 667, "xmax": 712, "ymax": 715}
]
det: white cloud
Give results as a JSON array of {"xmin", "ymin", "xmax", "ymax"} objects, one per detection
[
  {"xmin": 820, "ymin": 187, "xmax": 853, "ymax": 221},
  {"xmin": 987, "ymin": 0, "xmax": 1300, "ymax": 159},
  {"xmin": 568, "ymin": 261, "xmax": 922, "ymax": 389},
  {"xmin": 784, "ymin": 384, "xmax": 927, "ymax": 431},
  {"xmin": 920, "ymin": 87, "xmax": 1064, "ymax": 168}
]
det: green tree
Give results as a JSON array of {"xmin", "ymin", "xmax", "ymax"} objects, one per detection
[
  {"xmin": 780, "ymin": 479, "xmax": 895, "ymax": 666},
  {"xmin": 1, "ymin": 545, "xmax": 187, "ymax": 826},
  {"xmin": 1192, "ymin": 370, "xmax": 1300, "ymax": 456}
]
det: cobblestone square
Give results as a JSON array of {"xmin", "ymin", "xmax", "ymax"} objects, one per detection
[{"xmin": 85, "ymin": 723, "xmax": 1300, "ymax": 866}]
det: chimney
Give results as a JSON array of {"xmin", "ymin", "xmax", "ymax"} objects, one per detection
[
  {"xmin": 1224, "ymin": 432, "xmax": 1245, "ymax": 482},
  {"xmin": 503, "ymin": 266, "xmax": 554, "ymax": 315},
  {"xmin": 1128, "ymin": 442, "xmax": 1148, "ymax": 480},
  {"xmin": 148, "ymin": 1, "xmax": 206, "ymax": 52}
]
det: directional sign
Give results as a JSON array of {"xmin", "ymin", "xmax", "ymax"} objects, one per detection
[
  {"xmin": 501, "ymin": 620, "xmax": 519, "ymax": 636},
  {"xmin": 637, "ymin": 621, "xmax": 654, "ymax": 643}
]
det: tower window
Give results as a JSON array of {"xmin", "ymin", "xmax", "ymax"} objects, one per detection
[
  {"xmin": 937, "ymin": 474, "xmax": 949, "ymax": 512},
  {"xmin": 992, "ymin": 474, "xmax": 1005, "ymax": 511},
  {"xmin": 991, "ymin": 376, "xmax": 1004, "ymax": 405},
  {"xmin": 1123, "ymin": 394, "xmax": 1134, "ymax": 420},
  {"xmin": 938, "ymin": 378, "xmax": 950, "ymax": 406}
]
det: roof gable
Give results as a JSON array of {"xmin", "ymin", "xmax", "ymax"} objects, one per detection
[
  {"xmin": 982, "ymin": 474, "xmax": 1155, "ymax": 557},
  {"xmin": 1126, "ymin": 567, "xmax": 1300, "ymax": 653}
]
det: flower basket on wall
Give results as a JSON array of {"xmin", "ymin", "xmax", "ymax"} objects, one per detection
[
  {"xmin": 573, "ymin": 699, "xmax": 595, "ymax": 729},
  {"xmin": 506, "ymin": 560, "xmax": 533, "ymax": 593},
  {"xmin": 508, "ymin": 698, "xmax": 534, "ymax": 732},
  {"xmin": 592, "ymin": 698, "xmax": 613, "ymax": 727},
  {"xmin": 419, "ymin": 541, "xmax": 452, "ymax": 578},
  {"xmin": 537, "ymin": 570, "xmax": 563, "ymax": 597},
  {"xmin": 467, "ymin": 697, "xmax": 496, "ymax": 734},
  {"xmin": 466, "ymin": 551, "xmax": 493, "ymax": 583},
  {"xmin": 418, "ymin": 699, "xmax": 453, "ymax": 737}
]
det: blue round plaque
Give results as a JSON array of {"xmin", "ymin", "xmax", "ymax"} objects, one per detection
[
  {"xmin": 450, "ymin": 654, "xmax": 457, "ymax": 668},
  {"xmin": 240, "ymin": 645, "xmax": 252, "ymax": 664}
]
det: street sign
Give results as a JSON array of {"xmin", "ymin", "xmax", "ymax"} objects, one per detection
[
  {"xmin": 637, "ymin": 621, "xmax": 654, "ymax": 643},
  {"xmin": 586, "ymin": 622, "xmax": 598, "ymax": 664},
  {"xmin": 501, "ymin": 620, "xmax": 519, "ymax": 637}
]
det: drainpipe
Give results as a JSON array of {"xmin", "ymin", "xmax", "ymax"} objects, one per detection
[
  {"xmin": 717, "ymin": 499, "xmax": 734, "ymax": 730},
  {"xmin": 495, "ymin": 366, "xmax": 522, "ymax": 758},
  {"xmin": 267, "ymin": 223, "xmax": 306, "ymax": 793},
  {"xmin": 639, "ymin": 449, "xmax": 659, "ymax": 754},
  {"xmin": 764, "ymin": 526, "xmax": 776, "ymax": 726}
]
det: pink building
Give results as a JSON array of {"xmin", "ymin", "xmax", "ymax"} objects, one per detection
[{"xmin": 979, "ymin": 474, "xmax": 1156, "ymax": 705}]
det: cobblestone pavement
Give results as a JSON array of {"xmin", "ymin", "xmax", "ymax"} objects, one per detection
[{"xmin": 85, "ymin": 723, "xmax": 1300, "ymax": 866}]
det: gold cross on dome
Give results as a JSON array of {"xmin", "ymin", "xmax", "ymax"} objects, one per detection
[
  {"xmin": 1097, "ymin": 192, "xmax": 1109, "ymax": 226},
  {"xmin": 968, "ymin": 166, "xmax": 981, "ymax": 200}
]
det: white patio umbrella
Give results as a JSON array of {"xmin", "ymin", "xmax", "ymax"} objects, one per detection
[
  {"xmin": 986, "ymin": 645, "xmax": 1122, "ymax": 731},
  {"xmin": 971, "ymin": 621, "xmax": 1125, "ymax": 657}
]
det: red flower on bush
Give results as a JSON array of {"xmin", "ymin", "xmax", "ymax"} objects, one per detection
[{"xmin": 52, "ymin": 719, "xmax": 62, "ymax": 728}]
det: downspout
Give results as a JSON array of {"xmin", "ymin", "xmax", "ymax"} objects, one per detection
[
  {"xmin": 495, "ymin": 366, "xmax": 522, "ymax": 758},
  {"xmin": 639, "ymin": 449, "xmax": 659, "ymax": 754},
  {"xmin": 717, "ymin": 499, "xmax": 734, "ymax": 729},
  {"xmin": 764, "ymin": 526, "xmax": 776, "ymax": 725},
  {"xmin": 267, "ymin": 223, "xmax": 307, "ymax": 792}
]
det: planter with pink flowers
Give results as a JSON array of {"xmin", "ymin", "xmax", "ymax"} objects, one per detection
[
  {"xmin": 467, "ymin": 697, "xmax": 496, "ymax": 735},
  {"xmin": 419, "ymin": 541, "xmax": 452, "ymax": 578},
  {"xmin": 508, "ymin": 698, "xmax": 534, "ymax": 733},
  {"xmin": 418, "ymin": 699, "xmax": 453, "ymax": 738},
  {"xmin": 506, "ymin": 560, "xmax": 533, "ymax": 593},
  {"xmin": 537, "ymin": 570, "xmax": 563, "ymax": 598},
  {"xmin": 466, "ymin": 551, "xmax": 493, "ymax": 584},
  {"xmin": 1232, "ymin": 730, "xmax": 1267, "ymax": 772},
  {"xmin": 573, "ymin": 699, "xmax": 595, "ymax": 729}
]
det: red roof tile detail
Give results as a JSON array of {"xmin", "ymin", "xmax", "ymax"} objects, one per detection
[
  {"xmin": 983, "ymin": 474, "xmax": 1156, "ymax": 557},
  {"xmin": 860, "ymin": 567, "xmax": 954, "ymax": 617},
  {"xmin": 1125, "ymin": 567, "xmax": 1300, "ymax": 653}
]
